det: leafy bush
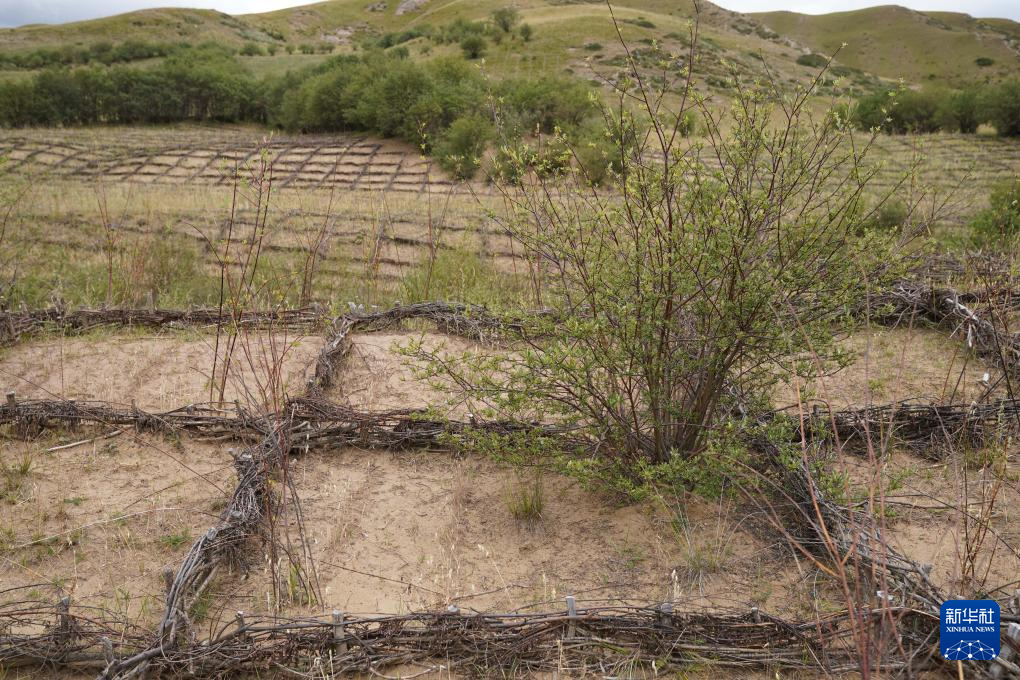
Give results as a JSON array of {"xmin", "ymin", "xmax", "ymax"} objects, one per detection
[
  {"xmin": 0, "ymin": 39, "xmax": 176, "ymax": 69},
  {"xmin": 975, "ymin": 57, "xmax": 995, "ymax": 67},
  {"xmin": 935, "ymin": 87, "xmax": 980, "ymax": 133},
  {"xmin": 796, "ymin": 53, "xmax": 828, "ymax": 68},
  {"xmin": 623, "ymin": 17, "xmax": 656, "ymax": 29},
  {"xmin": 0, "ymin": 44, "xmax": 259, "ymax": 126},
  {"xmin": 854, "ymin": 87, "xmax": 942, "ymax": 133},
  {"xmin": 239, "ymin": 42, "xmax": 265, "ymax": 56},
  {"xmin": 435, "ymin": 114, "xmax": 494, "ymax": 178},
  {"xmin": 414, "ymin": 54, "xmax": 908, "ymax": 480},
  {"xmin": 970, "ymin": 179, "xmax": 1020, "ymax": 243},
  {"xmin": 983, "ymin": 80, "xmax": 1020, "ymax": 137},
  {"xmin": 378, "ymin": 26, "xmax": 432, "ymax": 48},
  {"xmin": 519, "ymin": 24, "xmax": 534, "ymax": 42},
  {"xmin": 460, "ymin": 34, "xmax": 487, "ymax": 59},
  {"xmin": 398, "ymin": 247, "xmax": 522, "ymax": 308},
  {"xmin": 492, "ymin": 7, "xmax": 520, "ymax": 33},
  {"xmin": 496, "ymin": 77, "xmax": 595, "ymax": 133},
  {"xmin": 857, "ymin": 198, "xmax": 908, "ymax": 234}
]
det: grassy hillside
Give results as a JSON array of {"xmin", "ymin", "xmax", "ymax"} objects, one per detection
[
  {"xmin": 0, "ymin": 8, "xmax": 276, "ymax": 49},
  {"xmin": 753, "ymin": 5, "xmax": 1020, "ymax": 86},
  {"xmin": 0, "ymin": 0, "xmax": 819, "ymax": 93},
  {"xmin": 0, "ymin": 0, "xmax": 1017, "ymax": 91}
]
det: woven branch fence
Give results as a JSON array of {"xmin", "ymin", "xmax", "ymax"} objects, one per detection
[
  {"xmin": 4, "ymin": 393, "xmax": 1017, "ymax": 458},
  {"xmin": 0, "ymin": 306, "xmax": 327, "ymax": 346},
  {"xmin": 1, "ymin": 592, "xmax": 924, "ymax": 677},
  {"xmin": 2, "ymin": 301, "xmax": 1020, "ymax": 677},
  {"xmin": 870, "ymin": 281, "xmax": 1020, "ymax": 376}
]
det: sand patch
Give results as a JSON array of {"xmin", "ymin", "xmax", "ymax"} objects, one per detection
[
  {"xmin": 1, "ymin": 332, "xmax": 322, "ymax": 411},
  {"xmin": 0, "ymin": 431, "xmax": 234, "ymax": 624}
]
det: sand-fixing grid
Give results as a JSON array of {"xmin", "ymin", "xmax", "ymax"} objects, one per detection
[{"xmin": 0, "ymin": 285, "xmax": 1019, "ymax": 676}]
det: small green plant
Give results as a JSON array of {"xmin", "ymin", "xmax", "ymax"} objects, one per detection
[
  {"xmin": 189, "ymin": 591, "xmax": 212, "ymax": 623},
  {"xmin": 2, "ymin": 453, "xmax": 33, "ymax": 502},
  {"xmin": 159, "ymin": 528, "xmax": 192, "ymax": 551},
  {"xmin": 287, "ymin": 563, "xmax": 313, "ymax": 606},
  {"xmin": 505, "ymin": 474, "xmax": 545, "ymax": 524}
]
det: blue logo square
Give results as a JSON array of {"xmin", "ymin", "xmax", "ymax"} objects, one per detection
[{"xmin": 940, "ymin": 600, "xmax": 1000, "ymax": 660}]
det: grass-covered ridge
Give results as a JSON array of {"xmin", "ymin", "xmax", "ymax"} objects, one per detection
[
  {"xmin": 2, "ymin": 0, "xmax": 1017, "ymax": 92},
  {"xmin": 753, "ymin": 5, "xmax": 1020, "ymax": 86}
]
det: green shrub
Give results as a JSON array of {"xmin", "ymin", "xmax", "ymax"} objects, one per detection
[
  {"xmin": 492, "ymin": 7, "xmax": 520, "ymax": 33},
  {"xmin": 858, "ymin": 198, "xmax": 908, "ymax": 233},
  {"xmin": 796, "ymin": 53, "xmax": 828, "ymax": 68},
  {"xmin": 239, "ymin": 42, "xmax": 265, "ymax": 56},
  {"xmin": 935, "ymin": 87, "xmax": 980, "ymax": 133},
  {"xmin": 970, "ymin": 179, "xmax": 1020, "ymax": 244},
  {"xmin": 412, "ymin": 50, "xmax": 908, "ymax": 487},
  {"xmin": 497, "ymin": 77, "xmax": 595, "ymax": 133},
  {"xmin": 519, "ymin": 24, "xmax": 533, "ymax": 42},
  {"xmin": 983, "ymin": 80, "xmax": 1020, "ymax": 137},
  {"xmin": 435, "ymin": 114, "xmax": 494, "ymax": 179},
  {"xmin": 975, "ymin": 57, "xmax": 995, "ymax": 67},
  {"xmin": 624, "ymin": 17, "xmax": 656, "ymax": 29},
  {"xmin": 854, "ymin": 87, "xmax": 942, "ymax": 133},
  {"xmin": 460, "ymin": 34, "xmax": 487, "ymax": 59},
  {"xmin": 398, "ymin": 247, "xmax": 522, "ymax": 308}
]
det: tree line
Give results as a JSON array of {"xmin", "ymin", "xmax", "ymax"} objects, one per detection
[
  {"xmin": 0, "ymin": 44, "xmax": 596, "ymax": 179},
  {"xmin": 853, "ymin": 81, "xmax": 1020, "ymax": 136},
  {"xmin": 0, "ymin": 40, "xmax": 186, "ymax": 70}
]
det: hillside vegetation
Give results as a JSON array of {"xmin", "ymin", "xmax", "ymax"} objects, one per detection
[{"xmin": 1, "ymin": 0, "xmax": 1017, "ymax": 90}]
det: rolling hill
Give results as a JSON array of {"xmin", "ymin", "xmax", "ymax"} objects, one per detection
[
  {"xmin": 0, "ymin": 0, "xmax": 1017, "ymax": 90},
  {"xmin": 753, "ymin": 5, "xmax": 1020, "ymax": 86}
]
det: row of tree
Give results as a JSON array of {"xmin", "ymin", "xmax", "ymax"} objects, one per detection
[
  {"xmin": 0, "ymin": 45, "xmax": 596, "ymax": 179},
  {"xmin": 0, "ymin": 39, "xmax": 183, "ymax": 70},
  {"xmin": 0, "ymin": 45, "xmax": 261, "ymax": 125},
  {"xmin": 854, "ymin": 81, "xmax": 1020, "ymax": 136}
]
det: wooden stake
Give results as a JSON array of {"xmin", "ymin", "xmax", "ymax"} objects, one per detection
[
  {"xmin": 566, "ymin": 595, "xmax": 576, "ymax": 639},
  {"xmin": 333, "ymin": 610, "xmax": 348, "ymax": 654}
]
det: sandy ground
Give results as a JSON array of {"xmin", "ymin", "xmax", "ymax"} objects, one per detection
[
  {"xmin": 0, "ymin": 431, "xmax": 234, "ymax": 625},
  {"xmin": 0, "ymin": 330, "xmax": 321, "ymax": 411},
  {"xmin": 278, "ymin": 448, "xmax": 790, "ymax": 616},
  {"xmin": 0, "ymin": 326, "xmax": 1016, "ymax": 661},
  {"xmin": 776, "ymin": 326, "xmax": 998, "ymax": 408},
  {"xmin": 326, "ymin": 331, "xmax": 479, "ymax": 414}
]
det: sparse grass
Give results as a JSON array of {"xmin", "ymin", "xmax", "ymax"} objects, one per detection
[
  {"xmin": 1, "ymin": 452, "xmax": 34, "ymax": 503},
  {"xmin": 159, "ymin": 528, "xmax": 192, "ymax": 551},
  {"xmin": 504, "ymin": 474, "xmax": 545, "ymax": 524}
]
